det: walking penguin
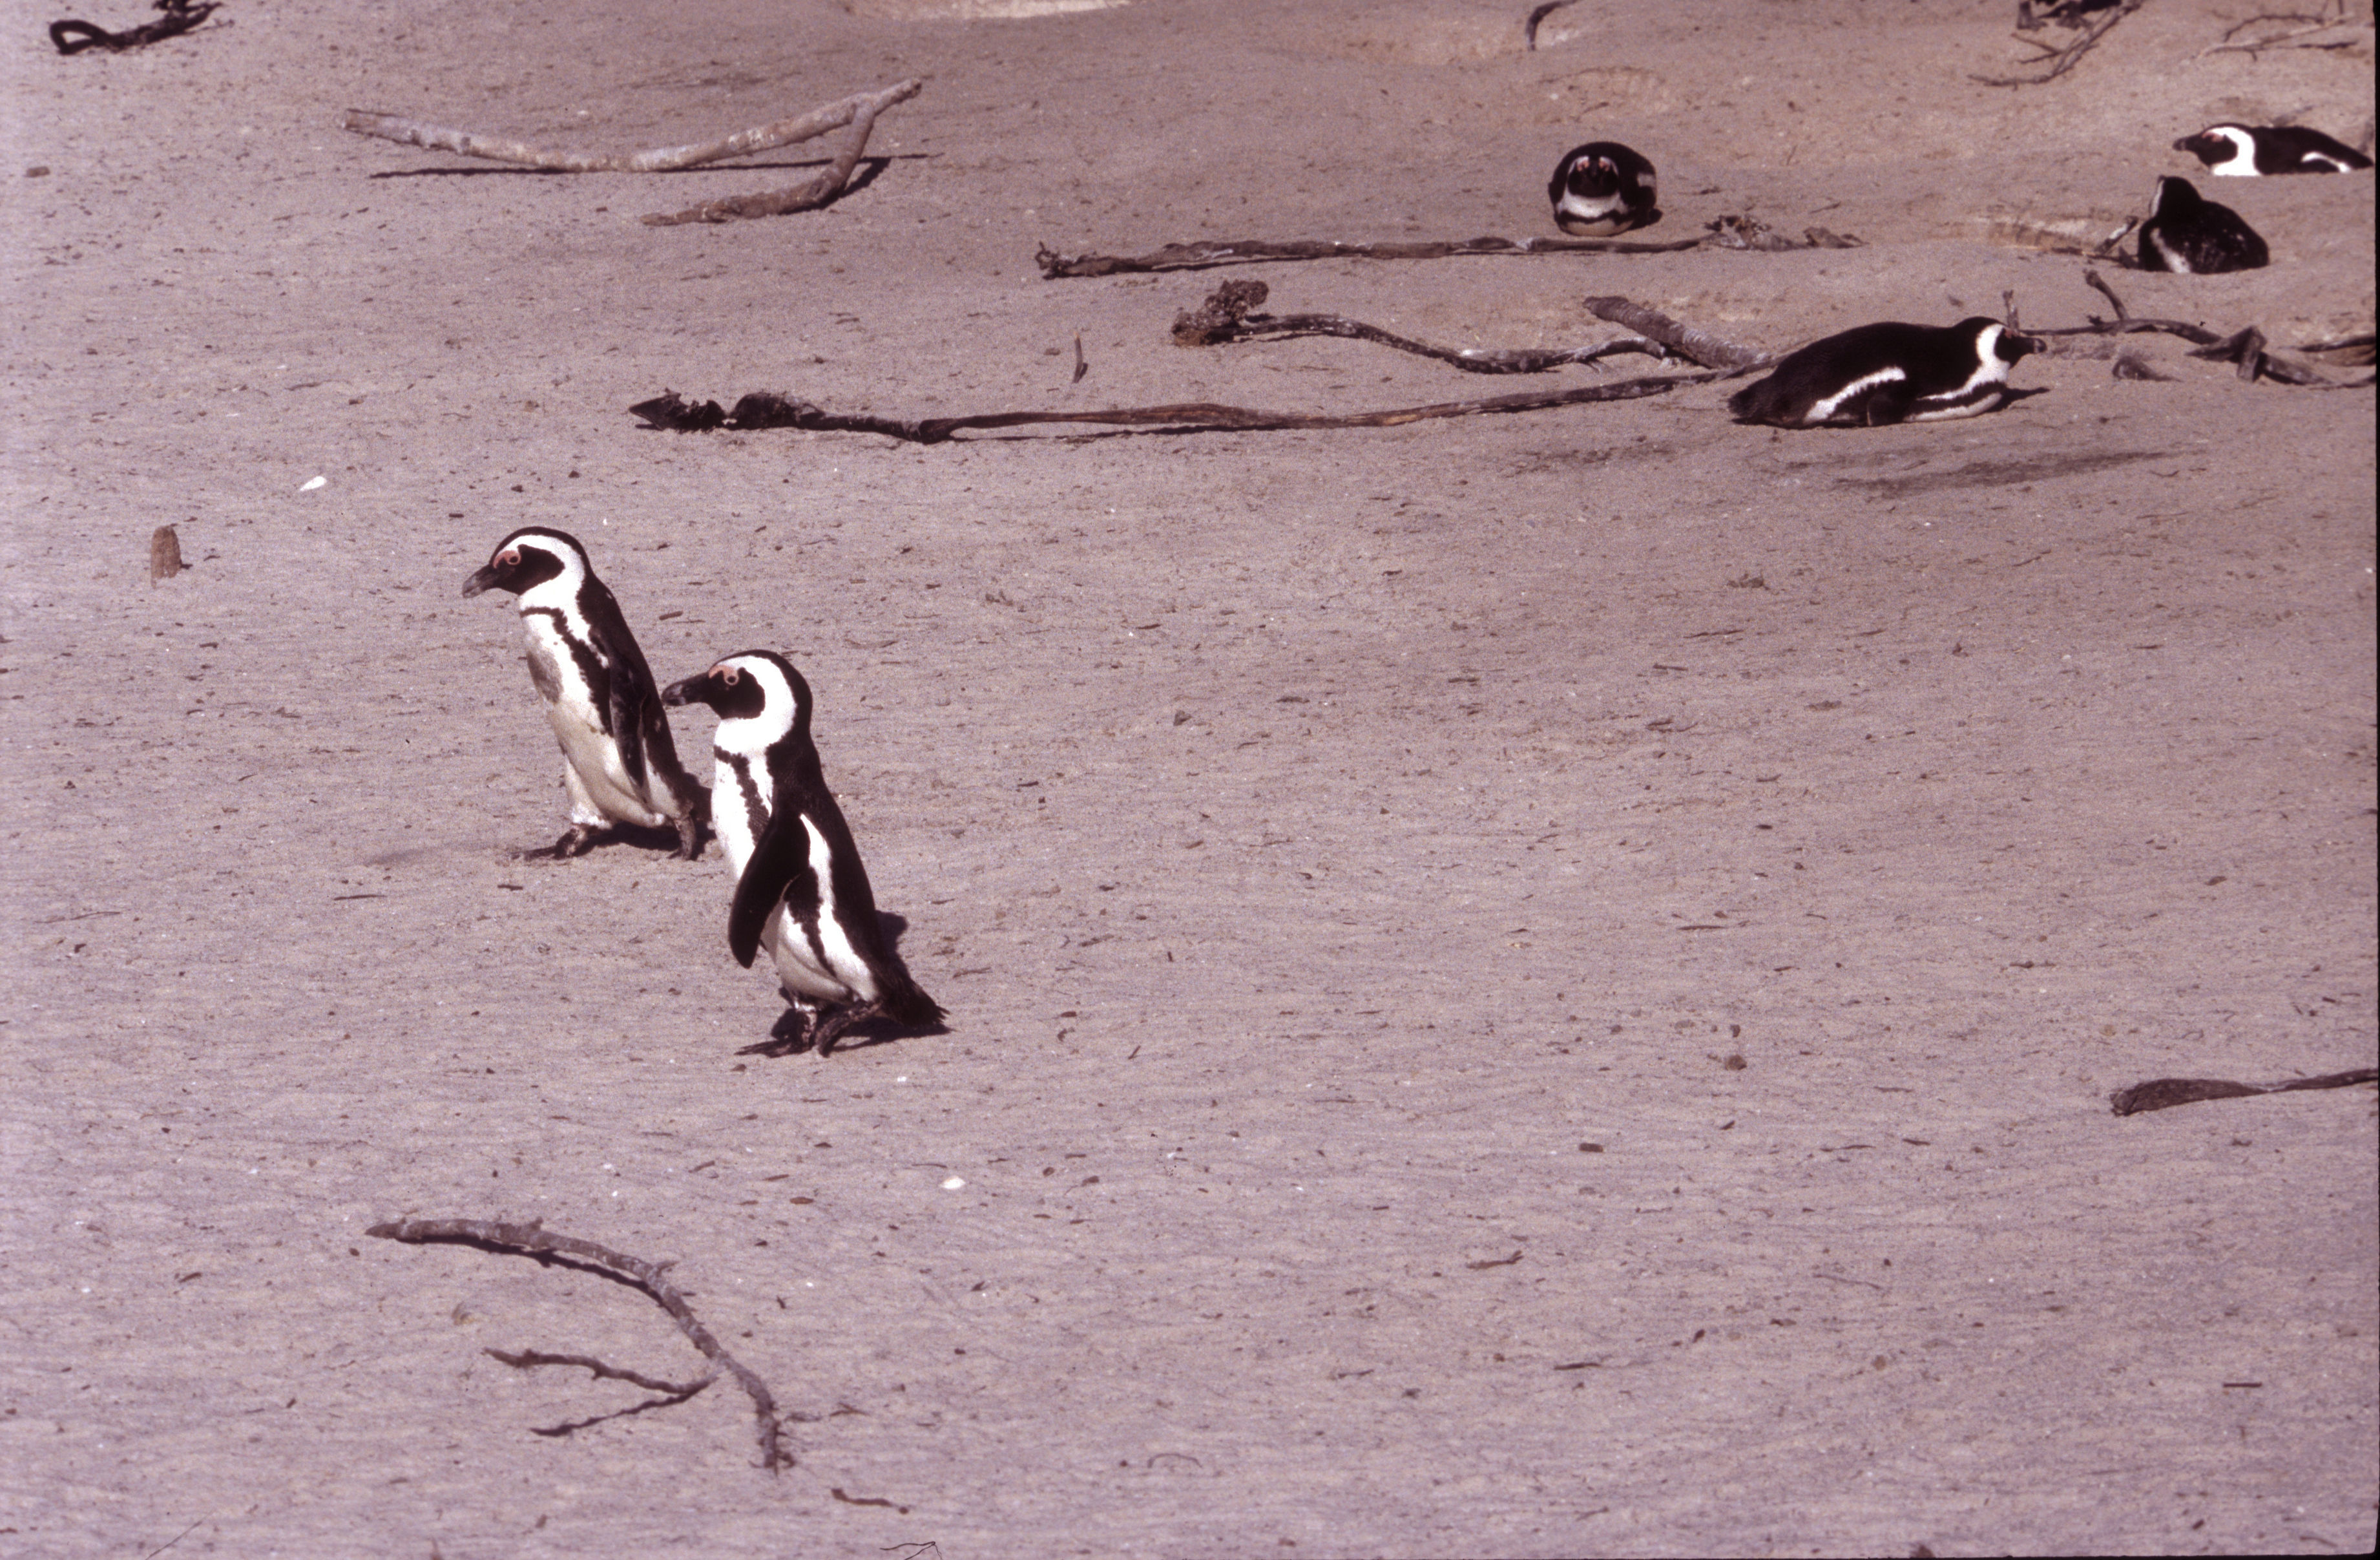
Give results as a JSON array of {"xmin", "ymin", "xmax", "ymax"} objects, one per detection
[
  {"xmin": 463, "ymin": 526, "xmax": 707, "ymax": 859},
  {"xmin": 664, "ymin": 650, "xmax": 943, "ymax": 1055}
]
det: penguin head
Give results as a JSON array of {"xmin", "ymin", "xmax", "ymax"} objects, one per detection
[
  {"xmin": 663, "ymin": 650, "xmax": 813, "ymax": 750},
  {"xmin": 2173, "ymin": 125, "xmax": 2253, "ymax": 174},
  {"xmin": 1958, "ymin": 319, "xmax": 2042, "ymax": 366},
  {"xmin": 2149, "ymin": 175, "xmax": 2204, "ymax": 219},
  {"xmin": 463, "ymin": 526, "xmax": 590, "ymax": 600}
]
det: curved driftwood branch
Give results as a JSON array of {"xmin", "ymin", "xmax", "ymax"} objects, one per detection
[
  {"xmin": 642, "ymin": 83, "xmax": 908, "ymax": 225},
  {"xmin": 368, "ymin": 1216, "xmax": 789, "ymax": 1472},
  {"xmin": 341, "ymin": 78, "xmax": 923, "ymax": 175}
]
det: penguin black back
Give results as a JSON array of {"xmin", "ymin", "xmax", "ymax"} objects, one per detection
[
  {"xmin": 1726, "ymin": 318, "xmax": 2040, "ymax": 429},
  {"xmin": 2175, "ymin": 123, "xmax": 2372, "ymax": 176},
  {"xmin": 2137, "ymin": 176, "xmax": 2269, "ymax": 274},
  {"xmin": 1547, "ymin": 142, "xmax": 1659, "ymax": 235}
]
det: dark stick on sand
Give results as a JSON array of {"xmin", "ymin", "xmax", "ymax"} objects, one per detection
[
  {"xmin": 1170, "ymin": 280, "xmax": 1673, "ymax": 374},
  {"xmin": 1036, "ymin": 218, "xmax": 1856, "ymax": 280},
  {"xmin": 49, "ymin": 0, "xmax": 216, "ymax": 54},
  {"xmin": 630, "ymin": 368, "xmax": 1727, "ymax": 445},
  {"xmin": 2109, "ymin": 1068, "xmax": 2378, "ymax": 1116},
  {"xmin": 1036, "ymin": 233, "xmax": 1703, "ymax": 279},
  {"xmin": 368, "ymin": 1216, "xmax": 789, "ymax": 1471}
]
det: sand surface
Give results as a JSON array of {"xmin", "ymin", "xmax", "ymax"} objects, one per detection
[{"xmin": 4, "ymin": 1, "xmax": 2375, "ymax": 1555}]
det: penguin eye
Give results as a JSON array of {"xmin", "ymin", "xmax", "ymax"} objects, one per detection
[
  {"xmin": 720, "ymin": 668, "xmax": 739, "ymax": 686},
  {"xmin": 498, "ymin": 549, "xmax": 518, "ymax": 567}
]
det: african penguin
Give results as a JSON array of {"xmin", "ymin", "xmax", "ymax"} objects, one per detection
[
  {"xmin": 1547, "ymin": 142, "xmax": 1659, "ymax": 236},
  {"xmin": 2136, "ymin": 176, "xmax": 2269, "ymax": 274},
  {"xmin": 2175, "ymin": 123, "xmax": 2372, "ymax": 176},
  {"xmin": 662, "ymin": 651, "xmax": 943, "ymax": 1056},
  {"xmin": 1726, "ymin": 318, "xmax": 2042, "ymax": 429},
  {"xmin": 462, "ymin": 526, "xmax": 707, "ymax": 859}
]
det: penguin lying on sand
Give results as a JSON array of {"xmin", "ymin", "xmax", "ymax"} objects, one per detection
[
  {"xmin": 663, "ymin": 650, "xmax": 943, "ymax": 1056},
  {"xmin": 2136, "ymin": 176, "xmax": 2269, "ymax": 274},
  {"xmin": 463, "ymin": 527, "xmax": 707, "ymax": 859},
  {"xmin": 2175, "ymin": 123, "xmax": 2372, "ymax": 176},
  {"xmin": 1727, "ymin": 318, "xmax": 2041, "ymax": 429},
  {"xmin": 1547, "ymin": 142, "xmax": 1659, "ymax": 235}
]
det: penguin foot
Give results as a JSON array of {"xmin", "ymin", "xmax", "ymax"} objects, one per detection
[
  {"xmin": 670, "ymin": 815, "xmax": 705, "ymax": 861},
  {"xmin": 736, "ymin": 1006, "xmax": 818, "ymax": 1057},
  {"xmin": 519, "ymin": 824, "xmax": 606, "ymax": 859}
]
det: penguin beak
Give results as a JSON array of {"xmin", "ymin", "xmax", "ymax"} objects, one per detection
[
  {"xmin": 660, "ymin": 672, "xmax": 707, "ymax": 709},
  {"xmin": 2004, "ymin": 330, "xmax": 2044, "ymax": 362},
  {"xmin": 461, "ymin": 563, "xmax": 502, "ymax": 598}
]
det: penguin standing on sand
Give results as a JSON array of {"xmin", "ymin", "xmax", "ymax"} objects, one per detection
[
  {"xmin": 2136, "ymin": 176, "xmax": 2270, "ymax": 273},
  {"xmin": 2174, "ymin": 123, "xmax": 2372, "ymax": 176},
  {"xmin": 1547, "ymin": 142, "xmax": 1660, "ymax": 235},
  {"xmin": 663, "ymin": 650, "xmax": 943, "ymax": 1055},
  {"xmin": 463, "ymin": 526, "xmax": 707, "ymax": 859},
  {"xmin": 1727, "ymin": 318, "xmax": 2041, "ymax": 428}
]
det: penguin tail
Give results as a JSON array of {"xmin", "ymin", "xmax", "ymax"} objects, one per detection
[{"xmin": 881, "ymin": 976, "xmax": 946, "ymax": 1029}]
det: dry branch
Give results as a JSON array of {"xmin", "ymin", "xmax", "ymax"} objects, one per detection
[
  {"xmin": 2110, "ymin": 1068, "xmax": 2377, "ymax": 1115},
  {"xmin": 1582, "ymin": 297, "xmax": 1771, "ymax": 371},
  {"xmin": 642, "ymin": 84, "xmax": 910, "ymax": 225},
  {"xmin": 1979, "ymin": 0, "xmax": 2149, "ymax": 85},
  {"xmin": 368, "ymin": 1216, "xmax": 789, "ymax": 1472},
  {"xmin": 343, "ymin": 79, "xmax": 920, "ymax": 174},
  {"xmin": 1169, "ymin": 279, "xmax": 1672, "ymax": 373},
  {"xmin": 2202, "ymin": 2, "xmax": 2372, "ymax": 57},
  {"xmin": 2036, "ymin": 273, "xmax": 2373, "ymax": 386},
  {"xmin": 630, "ymin": 369, "xmax": 1728, "ymax": 446},
  {"xmin": 1038, "ymin": 217, "xmax": 1854, "ymax": 279},
  {"xmin": 1038, "ymin": 233, "xmax": 1700, "ymax": 279}
]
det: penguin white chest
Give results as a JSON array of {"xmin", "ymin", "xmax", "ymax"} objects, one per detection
[
  {"xmin": 762, "ymin": 815, "xmax": 877, "ymax": 1007},
  {"xmin": 712, "ymin": 752, "xmax": 771, "ymax": 880},
  {"xmin": 519, "ymin": 611, "xmax": 658, "ymax": 822}
]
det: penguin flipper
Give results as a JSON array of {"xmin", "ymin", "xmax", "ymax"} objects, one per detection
[{"xmin": 729, "ymin": 803, "xmax": 815, "ymax": 968}]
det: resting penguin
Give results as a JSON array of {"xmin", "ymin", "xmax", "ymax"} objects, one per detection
[
  {"xmin": 663, "ymin": 650, "xmax": 944, "ymax": 1056},
  {"xmin": 1727, "ymin": 318, "xmax": 2042, "ymax": 429},
  {"xmin": 462, "ymin": 526, "xmax": 708, "ymax": 859},
  {"xmin": 2136, "ymin": 176, "xmax": 2269, "ymax": 274},
  {"xmin": 1547, "ymin": 142, "xmax": 1659, "ymax": 235},
  {"xmin": 2174, "ymin": 123, "xmax": 2372, "ymax": 176}
]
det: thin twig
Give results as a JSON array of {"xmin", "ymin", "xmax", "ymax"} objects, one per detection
[
  {"xmin": 342, "ymin": 78, "xmax": 922, "ymax": 175},
  {"xmin": 2202, "ymin": 1, "xmax": 2369, "ymax": 56},
  {"xmin": 1976, "ymin": 0, "xmax": 2149, "ymax": 86},
  {"xmin": 368, "ymin": 1217, "xmax": 789, "ymax": 1472},
  {"xmin": 484, "ymin": 1347, "xmax": 715, "ymax": 1398}
]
